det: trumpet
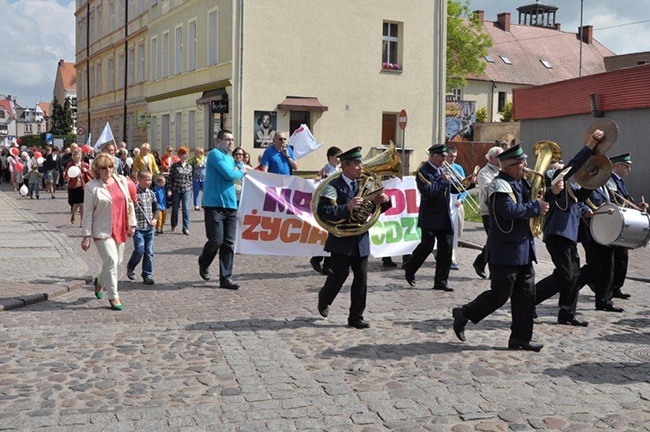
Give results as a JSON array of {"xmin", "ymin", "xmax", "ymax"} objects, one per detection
[{"xmin": 441, "ymin": 161, "xmax": 480, "ymax": 214}]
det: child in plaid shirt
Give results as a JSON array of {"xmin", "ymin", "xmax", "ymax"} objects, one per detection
[
  {"xmin": 154, "ymin": 175, "xmax": 168, "ymax": 234},
  {"xmin": 126, "ymin": 171, "xmax": 159, "ymax": 284}
]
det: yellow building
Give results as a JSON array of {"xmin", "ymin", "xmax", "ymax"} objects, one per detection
[{"xmin": 78, "ymin": 0, "xmax": 444, "ymax": 172}]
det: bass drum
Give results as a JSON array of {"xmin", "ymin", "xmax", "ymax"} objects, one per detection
[{"xmin": 590, "ymin": 203, "xmax": 650, "ymax": 249}]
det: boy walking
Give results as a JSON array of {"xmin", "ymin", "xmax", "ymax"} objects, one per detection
[
  {"xmin": 127, "ymin": 171, "xmax": 159, "ymax": 284},
  {"xmin": 26, "ymin": 163, "xmax": 41, "ymax": 199},
  {"xmin": 154, "ymin": 175, "xmax": 168, "ymax": 234}
]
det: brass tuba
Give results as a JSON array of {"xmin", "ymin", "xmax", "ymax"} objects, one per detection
[
  {"xmin": 311, "ymin": 144, "xmax": 402, "ymax": 237},
  {"xmin": 525, "ymin": 140, "xmax": 562, "ymax": 238}
]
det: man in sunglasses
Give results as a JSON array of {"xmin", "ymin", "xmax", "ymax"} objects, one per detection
[{"xmin": 260, "ymin": 131, "xmax": 298, "ymax": 175}]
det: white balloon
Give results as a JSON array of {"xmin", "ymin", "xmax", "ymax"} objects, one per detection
[
  {"xmin": 126, "ymin": 157, "xmax": 134, "ymax": 167},
  {"xmin": 37, "ymin": 157, "xmax": 45, "ymax": 165},
  {"xmin": 19, "ymin": 184, "xmax": 28, "ymax": 196},
  {"xmin": 67, "ymin": 166, "xmax": 81, "ymax": 178}
]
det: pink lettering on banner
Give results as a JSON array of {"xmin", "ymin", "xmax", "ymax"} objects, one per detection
[
  {"xmin": 384, "ymin": 188, "xmax": 419, "ymax": 216},
  {"xmin": 262, "ymin": 187, "xmax": 313, "ymax": 216}
]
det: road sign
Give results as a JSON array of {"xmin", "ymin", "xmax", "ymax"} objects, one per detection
[
  {"xmin": 398, "ymin": 109, "xmax": 408, "ymax": 130},
  {"xmin": 45, "ymin": 133, "xmax": 53, "ymax": 144},
  {"xmin": 77, "ymin": 126, "xmax": 85, "ymax": 136}
]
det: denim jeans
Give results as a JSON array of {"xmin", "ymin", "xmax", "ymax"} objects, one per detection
[
  {"xmin": 171, "ymin": 190, "xmax": 191, "ymax": 231},
  {"xmin": 192, "ymin": 179, "xmax": 204, "ymax": 207},
  {"xmin": 127, "ymin": 228, "xmax": 155, "ymax": 278},
  {"xmin": 199, "ymin": 207, "xmax": 237, "ymax": 282},
  {"xmin": 28, "ymin": 182, "xmax": 40, "ymax": 198}
]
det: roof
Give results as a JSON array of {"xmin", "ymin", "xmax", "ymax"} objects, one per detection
[
  {"xmin": 472, "ymin": 20, "xmax": 614, "ymax": 86},
  {"xmin": 513, "ymin": 64, "xmax": 650, "ymax": 120},
  {"xmin": 605, "ymin": 51, "xmax": 650, "ymax": 72},
  {"xmin": 58, "ymin": 61, "xmax": 77, "ymax": 91},
  {"xmin": 0, "ymin": 100, "xmax": 14, "ymax": 118},
  {"xmin": 38, "ymin": 102, "xmax": 51, "ymax": 116},
  {"xmin": 277, "ymin": 97, "xmax": 328, "ymax": 112}
]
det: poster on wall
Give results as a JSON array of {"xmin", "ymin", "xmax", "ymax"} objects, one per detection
[
  {"xmin": 253, "ymin": 111, "xmax": 277, "ymax": 148},
  {"xmin": 445, "ymin": 101, "xmax": 476, "ymax": 141}
]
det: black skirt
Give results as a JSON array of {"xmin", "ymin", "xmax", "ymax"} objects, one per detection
[{"xmin": 68, "ymin": 187, "xmax": 84, "ymax": 206}]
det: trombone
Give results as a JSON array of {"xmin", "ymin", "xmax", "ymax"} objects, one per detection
[{"xmin": 442, "ymin": 161, "xmax": 480, "ymax": 214}]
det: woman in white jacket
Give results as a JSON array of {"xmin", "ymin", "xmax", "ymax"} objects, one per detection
[{"xmin": 81, "ymin": 153, "xmax": 137, "ymax": 310}]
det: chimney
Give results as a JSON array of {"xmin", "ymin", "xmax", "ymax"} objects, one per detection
[
  {"xmin": 554, "ymin": 23, "xmax": 562, "ymax": 31},
  {"xmin": 497, "ymin": 12, "xmax": 511, "ymax": 32},
  {"xmin": 473, "ymin": 10, "xmax": 485, "ymax": 25},
  {"xmin": 579, "ymin": 25, "xmax": 593, "ymax": 44},
  {"xmin": 59, "ymin": 59, "xmax": 64, "ymax": 66}
]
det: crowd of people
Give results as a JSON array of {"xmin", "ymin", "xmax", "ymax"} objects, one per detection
[{"xmin": 1, "ymin": 127, "xmax": 645, "ymax": 349}]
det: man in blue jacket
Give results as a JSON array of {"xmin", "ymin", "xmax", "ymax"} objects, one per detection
[
  {"xmin": 198, "ymin": 130, "xmax": 246, "ymax": 290},
  {"xmin": 452, "ymin": 144, "xmax": 549, "ymax": 351},
  {"xmin": 316, "ymin": 146, "xmax": 391, "ymax": 329}
]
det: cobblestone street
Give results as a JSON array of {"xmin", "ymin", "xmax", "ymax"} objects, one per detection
[{"xmin": 0, "ymin": 185, "xmax": 648, "ymax": 431}]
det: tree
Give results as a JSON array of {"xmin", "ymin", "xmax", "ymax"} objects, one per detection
[
  {"xmin": 500, "ymin": 101, "xmax": 515, "ymax": 122},
  {"xmin": 447, "ymin": 0, "xmax": 493, "ymax": 92},
  {"xmin": 475, "ymin": 107, "xmax": 488, "ymax": 123},
  {"xmin": 49, "ymin": 97, "xmax": 73, "ymax": 135}
]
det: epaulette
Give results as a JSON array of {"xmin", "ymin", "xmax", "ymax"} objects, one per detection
[{"xmin": 489, "ymin": 178, "xmax": 517, "ymax": 203}]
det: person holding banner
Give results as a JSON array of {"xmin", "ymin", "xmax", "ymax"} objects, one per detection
[
  {"xmin": 198, "ymin": 130, "xmax": 246, "ymax": 290},
  {"xmin": 316, "ymin": 146, "xmax": 391, "ymax": 329}
]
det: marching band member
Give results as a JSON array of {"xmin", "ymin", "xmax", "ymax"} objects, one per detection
[
  {"xmin": 402, "ymin": 144, "xmax": 456, "ymax": 292},
  {"xmin": 534, "ymin": 131, "xmax": 602, "ymax": 326},
  {"xmin": 316, "ymin": 147, "xmax": 391, "ymax": 329},
  {"xmin": 607, "ymin": 153, "xmax": 649, "ymax": 300},
  {"xmin": 452, "ymin": 144, "xmax": 549, "ymax": 351}
]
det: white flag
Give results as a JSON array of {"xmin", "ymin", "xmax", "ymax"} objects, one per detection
[
  {"xmin": 288, "ymin": 124, "xmax": 322, "ymax": 160},
  {"xmin": 94, "ymin": 122, "xmax": 115, "ymax": 152}
]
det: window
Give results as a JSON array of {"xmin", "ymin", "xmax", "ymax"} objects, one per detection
[
  {"xmin": 150, "ymin": 115, "xmax": 157, "ymax": 145},
  {"xmin": 540, "ymin": 59, "xmax": 553, "ymax": 69},
  {"xmin": 208, "ymin": 9, "xmax": 218, "ymax": 65},
  {"xmin": 97, "ymin": 6, "xmax": 103, "ymax": 38},
  {"xmin": 382, "ymin": 21, "xmax": 401, "ymax": 69},
  {"xmin": 138, "ymin": 43, "xmax": 145, "ymax": 82},
  {"xmin": 175, "ymin": 25, "xmax": 183, "ymax": 75},
  {"xmin": 289, "ymin": 111, "xmax": 310, "ymax": 136},
  {"xmin": 484, "ymin": 54, "xmax": 495, "ymax": 63},
  {"xmin": 188, "ymin": 20, "xmax": 197, "ymax": 71},
  {"xmin": 381, "ymin": 113, "xmax": 397, "ymax": 145},
  {"xmin": 150, "ymin": 36, "xmax": 158, "ymax": 80},
  {"xmin": 109, "ymin": 2, "xmax": 115, "ymax": 32},
  {"xmin": 188, "ymin": 110, "xmax": 196, "ymax": 148},
  {"xmin": 498, "ymin": 91, "xmax": 507, "ymax": 112},
  {"xmin": 117, "ymin": 52, "xmax": 125, "ymax": 89},
  {"xmin": 161, "ymin": 114, "xmax": 170, "ymax": 149},
  {"xmin": 452, "ymin": 88, "xmax": 462, "ymax": 100},
  {"xmin": 162, "ymin": 31, "xmax": 169, "ymax": 78},
  {"xmin": 128, "ymin": 46, "xmax": 135, "ymax": 86},
  {"xmin": 118, "ymin": 0, "xmax": 125, "ymax": 25},
  {"xmin": 175, "ymin": 112, "xmax": 182, "ymax": 146},
  {"xmin": 89, "ymin": 9, "xmax": 95, "ymax": 42},
  {"xmin": 128, "ymin": 0, "xmax": 135, "ymax": 20},
  {"xmin": 500, "ymin": 55, "xmax": 512, "ymax": 65},
  {"xmin": 96, "ymin": 61, "xmax": 102, "ymax": 95},
  {"xmin": 107, "ymin": 57, "xmax": 115, "ymax": 91}
]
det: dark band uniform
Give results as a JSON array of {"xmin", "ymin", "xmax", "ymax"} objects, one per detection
[
  {"xmin": 455, "ymin": 144, "xmax": 543, "ymax": 348},
  {"xmin": 317, "ymin": 147, "xmax": 391, "ymax": 328},
  {"xmin": 534, "ymin": 145, "xmax": 593, "ymax": 324},
  {"xmin": 403, "ymin": 144, "xmax": 455, "ymax": 291}
]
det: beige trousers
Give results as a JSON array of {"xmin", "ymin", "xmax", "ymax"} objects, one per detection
[{"xmin": 94, "ymin": 238, "xmax": 125, "ymax": 300}]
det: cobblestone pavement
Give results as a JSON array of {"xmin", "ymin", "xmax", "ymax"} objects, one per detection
[{"xmin": 0, "ymin": 184, "xmax": 648, "ymax": 431}]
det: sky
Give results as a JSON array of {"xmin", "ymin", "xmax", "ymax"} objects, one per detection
[{"xmin": 0, "ymin": 0, "xmax": 648, "ymax": 108}]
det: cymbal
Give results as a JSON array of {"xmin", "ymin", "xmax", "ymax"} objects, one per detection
[
  {"xmin": 573, "ymin": 155, "xmax": 612, "ymax": 189},
  {"xmin": 584, "ymin": 119, "xmax": 618, "ymax": 155}
]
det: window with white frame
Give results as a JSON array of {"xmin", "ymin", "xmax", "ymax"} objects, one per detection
[
  {"xmin": 188, "ymin": 20, "xmax": 196, "ymax": 71},
  {"xmin": 138, "ymin": 42, "xmax": 145, "ymax": 82},
  {"xmin": 128, "ymin": 46, "xmax": 135, "ymax": 86},
  {"xmin": 175, "ymin": 25, "xmax": 183, "ymax": 75},
  {"xmin": 150, "ymin": 36, "xmax": 158, "ymax": 80},
  {"xmin": 107, "ymin": 57, "xmax": 115, "ymax": 91},
  {"xmin": 382, "ymin": 21, "xmax": 401, "ymax": 70},
  {"xmin": 208, "ymin": 9, "xmax": 218, "ymax": 66},
  {"xmin": 117, "ymin": 52, "xmax": 125, "ymax": 89},
  {"xmin": 162, "ymin": 31, "xmax": 169, "ymax": 78}
]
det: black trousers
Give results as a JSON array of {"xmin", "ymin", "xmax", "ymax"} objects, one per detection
[
  {"xmin": 535, "ymin": 235, "xmax": 581, "ymax": 319},
  {"xmin": 404, "ymin": 228, "xmax": 453, "ymax": 287},
  {"xmin": 579, "ymin": 240, "xmax": 614, "ymax": 307},
  {"xmin": 318, "ymin": 253, "xmax": 368, "ymax": 321},
  {"xmin": 473, "ymin": 215, "xmax": 490, "ymax": 270},
  {"xmin": 612, "ymin": 246, "xmax": 628, "ymax": 293},
  {"xmin": 463, "ymin": 263, "xmax": 536, "ymax": 342}
]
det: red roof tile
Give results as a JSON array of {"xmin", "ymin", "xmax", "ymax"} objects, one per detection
[{"xmin": 58, "ymin": 61, "xmax": 77, "ymax": 91}]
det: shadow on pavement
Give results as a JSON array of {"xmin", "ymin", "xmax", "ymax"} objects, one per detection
[
  {"xmin": 320, "ymin": 341, "xmax": 493, "ymax": 359},
  {"xmin": 543, "ymin": 361, "xmax": 650, "ymax": 384},
  {"xmin": 186, "ymin": 316, "xmax": 341, "ymax": 331}
]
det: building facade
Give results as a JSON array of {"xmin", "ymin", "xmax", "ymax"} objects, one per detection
[{"xmin": 53, "ymin": 60, "xmax": 78, "ymax": 134}]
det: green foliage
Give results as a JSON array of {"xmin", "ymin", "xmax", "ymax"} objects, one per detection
[
  {"xmin": 50, "ymin": 97, "xmax": 73, "ymax": 135},
  {"xmin": 463, "ymin": 195, "xmax": 483, "ymax": 223},
  {"xmin": 475, "ymin": 107, "xmax": 488, "ymax": 123},
  {"xmin": 447, "ymin": 0, "xmax": 493, "ymax": 92},
  {"xmin": 19, "ymin": 135, "xmax": 45, "ymax": 148},
  {"xmin": 500, "ymin": 101, "xmax": 514, "ymax": 122}
]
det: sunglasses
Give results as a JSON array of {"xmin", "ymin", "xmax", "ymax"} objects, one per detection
[{"xmin": 99, "ymin": 166, "xmax": 114, "ymax": 170}]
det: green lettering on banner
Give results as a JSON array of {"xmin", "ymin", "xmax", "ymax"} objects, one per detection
[{"xmin": 370, "ymin": 217, "xmax": 421, "ymax": 246}]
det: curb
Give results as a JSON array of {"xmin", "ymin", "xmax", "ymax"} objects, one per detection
[{"xmin": 0, "ymin": 279, "xmax": 90, "ymax": 312}]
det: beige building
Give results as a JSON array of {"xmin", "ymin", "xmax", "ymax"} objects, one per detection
[
  {"xmin": 78, "ymin": 0, "xmax": 444, "ymax": 172},
  {"xmin": 53, "ymin": 59, "xmax": 78, "ymax": 134}
]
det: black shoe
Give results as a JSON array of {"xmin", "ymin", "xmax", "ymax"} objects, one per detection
[
  {"xmin": 473, "ymin": 261, "xmax": 487, "ymax": 279},
  {"xmin": 382, "ymin": 259, "xmax": 397, "ymax": 268},
  {"xmin": 143, "ymin": 277, "xmax": 155, "ymax": 285},
  {"xmin": 348, "ymin": 318, "xmax": 370, "ymax": 329},
  {"xmin": 198, "ymin": 257, "xmax": 210, "ymax": 281},
  {"xmin": 322, "ymin": 267, "xmax": 333, "ymax": 276},
  {"xmin": 433, "ymin": 284, "xmax": 454, "ymax": 292},
  {"xmin": 612, "ymin": 290, "xmax": 631, "ymax": 299},
  {"xmin": 402, "ymin": 264, "xmax": 416, "ymax": 286},
  {"xmin": 310, "ymin": 257, "xmax": 323, "ymax": 274},
  {"xmin": 558, "ymin": 316, "xmax": 589, "ymax": 327},
  {"xmin": 508, "ymin": 339, "xmax": 544, "ymax": 352},
  {"xmin": 219, "ymin": 279, "xmax": 240, "ymax": 290},
  {"xmin": 452, "ymin": 307, "xmax": 467, "ymax": 342},
  {"xmin": 596, "ymin": 304, "xmax": 624, "ymax": 313},
  {"xmin": 318, "ymin": 302, "xmax": 329, "ymax": 318},
  {"xmin": 126, "ymin": 269, "xmax": 135, "ymax": 281},
  {"xmin": 533, "ymin": 309, "xmax": 538, "ymax": 319}
]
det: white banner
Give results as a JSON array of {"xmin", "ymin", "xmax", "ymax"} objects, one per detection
[{"xmin": 235, "ymin": 171, "xmax": 422, "ymax": 257}]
